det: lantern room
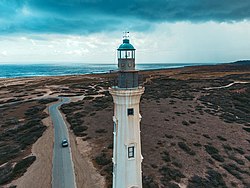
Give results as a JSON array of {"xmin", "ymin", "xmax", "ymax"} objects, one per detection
[
  {"xmin": 117, "ymin": 36, "xmax": 136, "ymax": 71},
  {"xmin": 116, "ymin": 32, "xmax": 139, "ymax": 88}
]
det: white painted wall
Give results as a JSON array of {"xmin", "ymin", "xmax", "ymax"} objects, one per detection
[{"xmin": 109, "ymin": 87, "xmax": 144, "ymax": 188}]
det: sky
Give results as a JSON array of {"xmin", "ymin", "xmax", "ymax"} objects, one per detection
[{"xmin": 0, "ymin": 0, "xmax": 250, "ymax": 64}]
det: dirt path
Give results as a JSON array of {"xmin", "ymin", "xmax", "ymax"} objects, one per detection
[{"xmin": 204, "ymin": 81, "xmax": 249, "ymax": 90}]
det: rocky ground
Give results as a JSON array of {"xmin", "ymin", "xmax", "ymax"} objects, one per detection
[{"xmin": 0, "ymin": 61, "xmax": 249, "ymax": 188}]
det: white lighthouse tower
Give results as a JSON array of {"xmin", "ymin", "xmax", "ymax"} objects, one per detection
[{"xmin": 109, "ymin": 33, "xmax": 144, "ymax": 188}]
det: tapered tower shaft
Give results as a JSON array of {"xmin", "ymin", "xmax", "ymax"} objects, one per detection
[{"xmin": 109, "ymin": 33, "xmax": 144, "ymax": 188}]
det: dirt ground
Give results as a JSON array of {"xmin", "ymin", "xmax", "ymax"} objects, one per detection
[{"xmin": 1, "ymin": 61, "xmax": 250, "ymax": 188}]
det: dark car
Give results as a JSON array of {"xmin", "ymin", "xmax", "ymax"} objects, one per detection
[{"xmin": 62, "ymin": 139, "xmax": 68, "ymax": 147}]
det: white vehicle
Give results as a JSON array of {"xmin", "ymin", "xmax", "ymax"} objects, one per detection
[{"xmin": 62, "ymin": 139, "xmax": 68, "ymax": 147}]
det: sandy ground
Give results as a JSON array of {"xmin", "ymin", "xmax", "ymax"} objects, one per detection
[
  {"xmin": 60, "ymin": 100, "xmax": 106, "ymax": 188},
  {"xmin": 70, "ymin": 136, "xmax": 106, "ymax": 188},
  {"xmin": 6, "ymin": 108, "xmax": 54, "ymax": 188}
]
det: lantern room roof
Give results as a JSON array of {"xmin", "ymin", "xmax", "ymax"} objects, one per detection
[{"xmin": 118, "ymin": 39, "xmax": 135, "ymax": 50}]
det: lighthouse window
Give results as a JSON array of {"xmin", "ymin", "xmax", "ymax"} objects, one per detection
[
  {"xmin": 128, "ymin": 146, "xmax": 135, "ymax": 158},
  {"xmin": 117, "ymin": 51, "xmax": 121, "ymax": 59},
  {"xmin": 126, "ymin": 51, "xmax": 132, "ymax": 58},
  {"xmin": 121, "ymin": 51, "xmax": 126, "ymax": 58},
  {"xmin": 127, "ymin": 108, "xmax": 134, "ymax": 116}
]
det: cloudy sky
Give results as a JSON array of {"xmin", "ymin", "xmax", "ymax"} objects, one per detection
[{"xmin": 0, "ymin": 0, "xmax": 250, "ymax": 64}]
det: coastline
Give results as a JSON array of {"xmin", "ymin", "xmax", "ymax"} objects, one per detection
[
  {"xmin": 0, "ymin": 62, "xmax": 222, "ymax": 79},
  {"xmin": 0, "ymin": 61, "xmax": 249, "ymax": 188}
]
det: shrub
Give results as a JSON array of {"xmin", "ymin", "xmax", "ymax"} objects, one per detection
[
  {"xmin": 162, "ymin": 151, "xmax": 171, "ymax": 162},
  {"xmin": 159, "ymin": 166, "xmax": 185, "ymax": 183},
  {"xmin": 204, "ymin": 145, "xmax": 219, "ymax": 155},
  {"xmin": 211, "ymin": 154, "xmax": 225, "ymax": 162},
  {"xmin": 107, "ymin": 143, "xmax": 113, "ymax": 149},
  {"xmin": 165, "ymin": 134, "xmax": 174, "ymax": 139},
  {"xmin": 189, "ymin": 120, "xmax": 196, "ymax": 124},
  {"xmin": 12, "ymin": 156, "xmax": 36, "ymax": 177},
  {"xmin": 193, "ymin": 142, "xmax": 202, "ymax": 147},
  {"xmin": 142, "ymin": 176, "xmax": 159, "ymax": 188},
  {"xmin": 95, "ymin": 153, "xmax": 111, "ymax": 166},
  {"xmin": 245, "ymin": 155, "xmax": 250, "ymax": 161},
  {"xmin": 228, "ymin": 155, "xmax": 245, "ymax": 165},
  {"xmin": 172, "ymin": 160, "xmax": 183, "ymax": 168},
  {"xmin": 38, "ymin": 98, "xmax": 58, "ymax": 104},
  {"xmin": 203, "ymin": 134, "xmax": 211, "ymax": 139},
  {"xmin": 178, "ymin": 142, "xmax": 196, "ymax": 155},
  {"xmin": 0, "ymin": 163, "xmax": 13, "ymax": 185},
  {"xmin": 187, "ymin": 169, "xmax": 226, "ymax": 188},
  {"xmin": 217, "ymin": 136, "xmax": 227, "ymax": 141},
  {"xmin": 95, "ymin": 129, "xmax": 107, "ymax": 133},
  {"xmin": 73, "ymin": 126, "xmax": 88, "ymax": 133},
  {"xmin": 221, "ymin": 163, "xmax": 242, "ymax": 180},
  {"xmin": 233, "ymin": 147, "xmax": 245, "ymax": 155},
  {"xmin": 223, "ymin": 144, "xmax": 232, "ymax": 151},
  {"xmin": 204, "ymin": 145, "xmax": 224, "ymax": 162},
  {"xmin": 182, "ymin": 121, "xmax": 189, "ymax": 126}
]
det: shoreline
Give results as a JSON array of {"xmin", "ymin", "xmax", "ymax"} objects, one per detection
[{"xmin": 0, "ymin": 62, "xmax": 225, "ymax": 79}]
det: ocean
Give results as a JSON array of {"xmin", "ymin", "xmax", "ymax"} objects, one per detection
[{"xmin": 0, "ymin": 63, "xmax": 217, "ymax": 78}]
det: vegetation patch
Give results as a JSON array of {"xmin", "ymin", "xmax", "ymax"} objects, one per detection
[
  {"xmin": 217, "ymin": 136, "xmax": 227, "ymax": 141},
  {"xmin": 182, "ymin": 120, "xmax": 189, "ymax": 126},
  {"xmin": 228, "ymin": 155, "xmax": 245, "ymax": 165},
  {"xmin": 159, "ymin": 166, "xmax": 185, "ymax": 184},
  {"xmin": 178, "ymin": 142, "xmax": 196, "ymax": 155},
  {"xmin": 0, "ymin": 156, "xmax": 36, "ymax": 185},
  {"xmin": 142, "ymin": 175, "xmax": 159, "ymax": 188},
  {"xmin": 95, "ymin": 153, "xmax": 111, "ymax": 166},
  {"xmin": 162, "ymin": 151, "xmax": 171, "ymax": 162},
  {"xmin": 204, "ymin": 145, "xmax": 224, "ymax": 162},
  {"xmin": 187, "ymin": 169, "xmax": 227, "ymax": 188}
]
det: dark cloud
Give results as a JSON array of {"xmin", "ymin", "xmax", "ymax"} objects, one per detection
[{"xmin": 0, "ymin": 0, "xmax": 250, "ymax": 34}]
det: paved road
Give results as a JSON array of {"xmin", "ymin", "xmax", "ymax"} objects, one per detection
[{"xmin": 49, "ymin": 98, "xmax": 77, "ymax": 188}]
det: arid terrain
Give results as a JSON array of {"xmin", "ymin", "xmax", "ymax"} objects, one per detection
[{"xmin": 0, "ymin": 61, "xmax": 250, "ymax": 188}]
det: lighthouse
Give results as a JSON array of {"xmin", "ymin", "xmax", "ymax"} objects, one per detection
[{"xmin": 109, "ymin": 32, "xmax": 144, "ymax": 188}]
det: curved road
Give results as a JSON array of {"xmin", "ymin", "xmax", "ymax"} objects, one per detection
[{"xmin": 49, "ymin": 97, "xmax": 77, "ymax": 188}]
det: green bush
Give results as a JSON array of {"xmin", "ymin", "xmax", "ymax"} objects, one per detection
[
  {"xmin": 95, "ymin": 153, "xmax": 111, "ymax": 166},
  {"xmin": 12, "ymin": 156, "xmax": 36, "ymax": 176},
  {"xmin": 217, "ymin": 136, "xmax": 227, "ymax": 141},
  {"xmin": 245, "ymin": 155, "xmax": 250, "ymax": 161},
  {"xmin": 159, "ymin": 166, "xmax": 185, "ymax": 183},
  {"xmin": 95, "ymin": 129, "xmax": 107, "ymax": 133},
  {"xmin": 38, "ymin": 98, "xmax": 58, "ymax": 104},
  {"xmin": 187, "ymin": 169, "xmax": 226, "ymax": 188},
  {"xmin": 165, "ymin": 134, "xmax": 174, "ymax": 139},
  {"xmin": 204, "ymin": 145, "xmax": 224, "ymax": 162},
  {"xmin": 221, "ymin": 163, "xmax": 242, "ymax": 180},
  {"xmin": 162, "ymin": 151, "xmax": 171, "ymax": 162},
  {"xmin": 228, "ymin": 155, "xmax": 245, "ymax": 165},
  {"xmin": 182, "ymin": 121, "xmax": 189, "ymax": 126},
  {"xmin": 204, "ymin": 145, "xmax": 219, "ymax": 155},
  {"xmin": 178, "ymin": 142, "xmax": 196, "ymax": 155},
  {"xmin": 73, "ymin": 126, "xmax": 88, "ymax": 133},
  {"xmin": 142, "ymin": 176, "xmax": 159, "ymax": 188},
  {"xmin": 0, "ymin": 163, "xmax": 13, "ymax": 185},
  {"xmin": 0, "ymin": 156, "xmax": 36, "ymax": 185}
]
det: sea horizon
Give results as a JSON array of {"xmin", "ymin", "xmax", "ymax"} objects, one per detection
[{"xmin": 0, "ymin": 62, "xmax": 221, "ymax": 79}]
